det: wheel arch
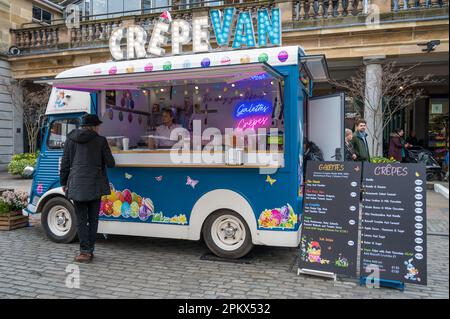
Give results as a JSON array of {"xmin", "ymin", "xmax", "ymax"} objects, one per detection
[
  {"xmin": 188, "ymin": 189, "xmax": 258, "ymax": 243},
  {"xmin": 37, "ymin": 187, "xmax": 71, "ymax": 213}
]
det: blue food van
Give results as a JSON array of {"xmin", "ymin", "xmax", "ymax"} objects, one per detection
[{"xmin": 25, "ymin": 46, "xmax": 341, "ymax": 258}]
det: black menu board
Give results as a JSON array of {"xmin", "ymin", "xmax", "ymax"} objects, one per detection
[
  {"xmin": 299, "ymin": 161, "xmax": 362, "ymax": 276},
  {"xmin": 360, "ymin": 163, "xmax": 427, "ymax": 285}
]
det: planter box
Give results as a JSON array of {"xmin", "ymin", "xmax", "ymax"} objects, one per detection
[{"xmin": 0, "ymin": 211, "xmax": 29, "ymax": 231}]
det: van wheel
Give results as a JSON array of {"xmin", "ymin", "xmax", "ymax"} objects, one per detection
[
  {"xmin": 203, "ymin": 210, "xmax": 253, "ymax": 259},
  {"xmin": 41, "ymin": 197, "xmax": 77, "ymax": 244}
]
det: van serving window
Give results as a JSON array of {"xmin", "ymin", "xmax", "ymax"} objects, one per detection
[{"xmin": 47, "ymin": 119, "xmax": 79, "ymax": 150}]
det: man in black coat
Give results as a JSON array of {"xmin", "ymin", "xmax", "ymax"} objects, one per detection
[{"xmin": 60, "ymin": 114, "xmax": 115, "ymax": 263}]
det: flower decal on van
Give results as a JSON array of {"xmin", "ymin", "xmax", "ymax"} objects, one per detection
[{"xmin": 258, "ymin": 203, "xmax": 297, "ymax": 229}]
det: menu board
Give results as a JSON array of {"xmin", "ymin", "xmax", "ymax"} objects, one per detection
[
  {"xmin": 299, "ymin": 161, "xmax": 362, "ymax": 276},
  {"xmin": 360, "ymin": 163, "xmax": 427, "ymax": 285}
]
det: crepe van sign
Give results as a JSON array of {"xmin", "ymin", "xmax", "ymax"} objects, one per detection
[{"xmin": 109, "ymin": 7, "xmax": 282, "ymax": 61}]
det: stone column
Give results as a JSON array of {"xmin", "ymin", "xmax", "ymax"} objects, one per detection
[{"xmin": 363, "ymin": 55, "xmax": 385, "ymax": 157}]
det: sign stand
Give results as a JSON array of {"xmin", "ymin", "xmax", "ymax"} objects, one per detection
[
  {"xmin": 359, "ymin": 276, "xmax": 405, "ymax": 291},
  {"xmin": 298, "ymin": 268, "xmax": 337, "ymax": 281}
]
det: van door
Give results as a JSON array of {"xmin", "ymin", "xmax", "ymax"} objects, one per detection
[
  {"xmin": 307, "ymin": 93, "xmax": 345, "ymax": 161},
  {"xmin": 31, "ymin": 117, "xmax": 80, "ymax": 200}
]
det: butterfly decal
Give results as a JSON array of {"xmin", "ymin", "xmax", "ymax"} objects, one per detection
[
  {"xmin": 186, "ymin": 176, "xmax": 199, "ymax": 189},
  {"xmin": 415, "ymin": 172, "xmax": 420, "ymax": 177},
  {"xmin": 125, "ymin": 173, "xmax": 133, "ymax": 180},
  {"xmin": 155, "ymin": 175, "xmax": 163, "ymax": 182},
  {"xmin": 266, "ymin": 175, "xmax": 276, "ymax": 186}
]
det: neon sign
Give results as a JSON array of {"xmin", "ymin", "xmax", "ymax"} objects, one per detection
[
  {"xmin": 236, "ymin": 116, "xmax": 271, "ymax": 131},
  {"xmin": 234, "ymin": 100, "xmax": 272, "ymax": 119},
  {"xmin": 109, "ymin": 7, "xmax": 282, "ymax": 60}
]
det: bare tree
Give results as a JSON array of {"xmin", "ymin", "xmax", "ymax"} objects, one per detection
[
  {"xmin": 329, "ymin": 62, "xmax": 433, "ymax": 156},
  {"xmin": 4, "ymin": 79, "xmax": 51, "ymax": 154}
]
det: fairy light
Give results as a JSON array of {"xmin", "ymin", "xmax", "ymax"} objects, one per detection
[
  {"xmin": 148, "ymin": 21, "xmax": 170, "ymax": 56},
  {"xmin": 127, "ymin": 25, "xmax": 147, "ymax": 59},
  {"xmin": 193, "ymin": 16, "xmax": 210, "ymax": 53},
  {"xmin": 210, "ymin": 7, "xmax": 235, "ymax": 47},
  {"xmin": 109, "ymin": 27, "xmax": 124, "ymax": 60},
  {"xmin": 172, "ymin": 19, "xmax": 191, "ymax": 55},
  {"xmin": 232, "ymin": 11, "xmax": 255, "ymax": 49},
  {"xmin": 257, "ymin": 8, "xmax": 281, "ymax": 47}
]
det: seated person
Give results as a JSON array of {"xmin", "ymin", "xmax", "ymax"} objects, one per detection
[{"xmin": 149, "ymin": 108, "xmax": 183, "ymax": 149}]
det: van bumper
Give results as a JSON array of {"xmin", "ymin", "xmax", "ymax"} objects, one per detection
[{"xmin": 22, "ymin": 204, "xmax": 37, "ymax": 216}]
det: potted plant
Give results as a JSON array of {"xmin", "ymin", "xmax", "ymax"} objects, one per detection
[{"xmin": 0, "ymin": 190, "xmax": 29, "ymax": 231}]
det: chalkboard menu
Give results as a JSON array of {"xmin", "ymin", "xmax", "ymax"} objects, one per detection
[
  {"xmin": 299, "ymin": 161, "xmax": 362, "ymax": 276},
  {"xmin": 360, "ymin": 163, "xmax": 427, "ymax": 285}
]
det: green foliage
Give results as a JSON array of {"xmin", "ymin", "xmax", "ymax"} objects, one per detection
[
  {"xmin": 0, "ymin": 200, "xmax": 9, "ymax": 215},
  {"xmin": 7, "ymin": 152, "xmax": 39, "ymax": 178},
  {"xmin": 370, "ymin": 156, "xmax": 398, "ymax": 164}
]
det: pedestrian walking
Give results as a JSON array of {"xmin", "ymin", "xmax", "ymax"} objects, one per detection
[
  {"xmin": 388, "ymin": 128, "xmax": 410, "ymax": 162},
  {"xmin": 60, "ymin": 114, "xmax": 115, "ymax": 263},
  {"xmin": 351, "ymin": 119, "xmax": 370, "ymax": 162},
  {"xmin": 345, "ymin": 128, "xmax": 357, "ymax": 161}
]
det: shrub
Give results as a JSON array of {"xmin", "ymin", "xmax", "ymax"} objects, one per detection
[
  {"xmin": 7, "ymin": 152, "xmax": 39, "ymax": 178},
  {"xmin": 0, "ymin": 190, "xmax": 29, "ymax": 214}
]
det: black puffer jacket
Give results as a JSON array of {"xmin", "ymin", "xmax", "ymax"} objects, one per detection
[{"xmin": 60, "ymin": 128, "xmax": 115, "ymax": 201}]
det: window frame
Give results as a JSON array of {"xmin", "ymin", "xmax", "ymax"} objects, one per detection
[
  {"xmin": 32, "ymin": 5, "xmax": 53, "ymax": 24},
  {"xmin": 46, "ymin": 118, "xmax": 80, "ymax": 151}
]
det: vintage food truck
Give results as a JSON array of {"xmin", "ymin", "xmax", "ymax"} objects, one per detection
[{"xmin": 24, "ymin": 8, "xmax": 344, "ymax": 258}]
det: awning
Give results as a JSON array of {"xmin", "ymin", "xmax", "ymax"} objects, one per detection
[
  {"xmin": 37, "ymin": 62, "xmax": 284, "ymax": 91},
  {"xmin": 300, "ymin": 54, "xmax": 330, "ymax": 83}
]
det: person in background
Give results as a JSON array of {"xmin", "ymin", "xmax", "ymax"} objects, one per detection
[
  {"xmin": 60, "ymin": 114, "xmax": 115, "ymax": 263},
  {"xmin": 388, "ymin": 128, "xmax": 411, "ymax": 162},
  {"xmin": 351, "ymin": 118, "xmax": 370, "ymax": 162},
  {"xmin": 149, "ymin": 108, "xmax": 182, "ymax": 149},
  {"xmin": 345, "ymin": 128, "xmax": 357, "ymax": 161},
  {"xmin": 406, "ymin": 130, "xmax": 419, "ymax": 147}
]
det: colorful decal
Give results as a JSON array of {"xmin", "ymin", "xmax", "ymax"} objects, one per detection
[
  {"xmin": 126, "ymin": 66, "xmax": 134, "ymax": 73},
  {"xmin": 152, "ymin": 212, "xmax": 188, "ymax": 225},
  {"xmin": 258, "ymin": 203, "xmax": 297, "ymax": 229},
  {"xmin": 240, "ymin": 55, "xmax": 251, "ymax": 63},
  {"xmin": 37, "ymin": 182, "xmax": 43, "ymax": 195},
  {"xmin": 109, "ymin": 66, "xmax": 117, "ymax": 75},
  {"xmin": 258, "ymin": 53, "xmax": 269, "ymax": 63},
  {"xmin": 404, "ymin": 258, "xmax": 421, "ymax": 282},
  {"xmin": 155, "ymin": 175, "xmax": 163, "ymax": 182},
  {"xmin": 265, "ymin": 175, "xmax": 276, "ymax": 186},
  {"xmin": 183, "ymin": 60, "xmax": 191, "ymax": 68},
  {"xmin": 201, "ymin": 58, "xmax": 211, "ymax": 68},
  {"xmin": 144, "ymin": 63, "xmax": 153, "ymax": 72},
  {"xmin": 54, "ymin": 91, "xmax": 66, "ymax": 109},
  {"xmin": 101, "ymin": 185, "xmax": 187, "ymax": 225},
  {"xmin": 93, "ymin": 68, "xmax": 102, "ymax": 75},
  {"xmin": 221, "ymin": 56, "xmax": 231, "ymax": 65},
  {"xmin": 118, "ymin": 111, "xmax": 124, "ymax": 121},
  {"xmin": 125, "ymin": 173, "xmax": 133, "ymax": 179},
  {"xmin": 163, "ymin": 61, "xmax": 172, "ymax": 71},
  {"xmin": 278, "ymin": 50, "xmax": 289, "ymax": 63},
  {"xmin": 186, "ymin": 176, "xmax": 199, "ymax": 189}
]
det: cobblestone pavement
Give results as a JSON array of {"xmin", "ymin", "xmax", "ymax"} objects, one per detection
[{"xmin": 0, "ymin": 172, "xmax": 448, "ymax": 299}]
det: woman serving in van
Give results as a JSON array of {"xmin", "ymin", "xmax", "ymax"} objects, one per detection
[{"xmin": 149, "ymin": 108, "xmax": 182, "ymax": 149}]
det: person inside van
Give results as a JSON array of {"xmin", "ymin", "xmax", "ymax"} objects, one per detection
[{"xmin": 148, "ymin": 108, "xmax": 182, "ymax": 149}]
